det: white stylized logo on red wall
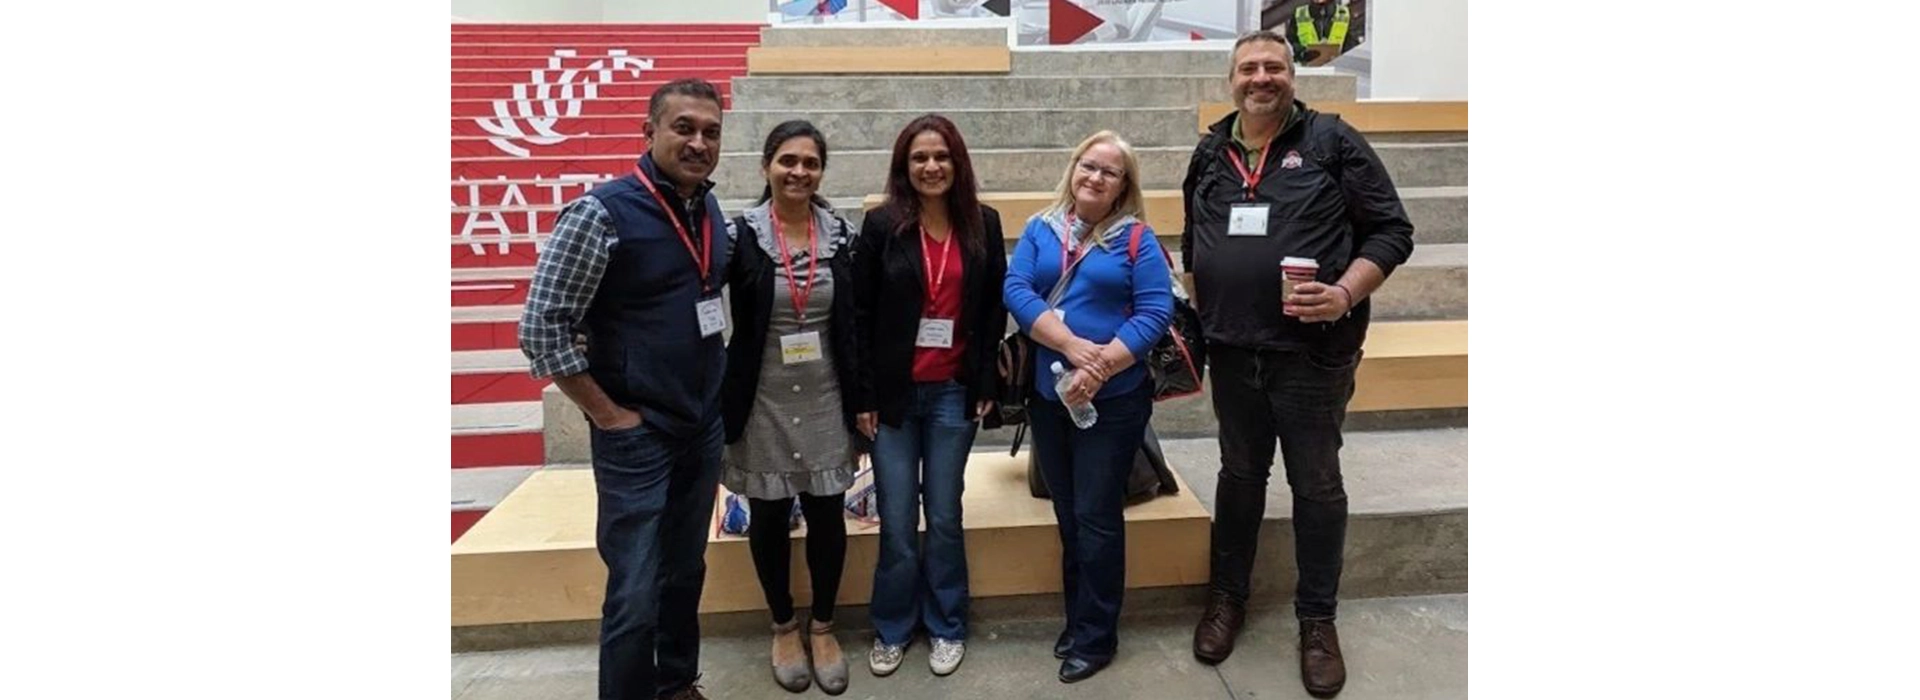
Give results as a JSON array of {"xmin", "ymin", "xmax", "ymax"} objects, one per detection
[{"xmin": 474, "ymin": 49, "xmax": 652, "ymax": 158}]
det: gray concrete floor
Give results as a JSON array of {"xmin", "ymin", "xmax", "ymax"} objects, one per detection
[{"xmin": 452, "ymin": 593, "xmax": 1466, "ymax": 699}]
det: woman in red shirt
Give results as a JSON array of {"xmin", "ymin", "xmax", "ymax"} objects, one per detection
[{"xmin": 848, "ymin": 114, "xmax": 1008, "ymax": 679}]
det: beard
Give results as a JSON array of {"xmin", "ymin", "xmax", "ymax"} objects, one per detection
[{"xmin": 1239, "ymin": 89, "xmax": 1287, "ymax": 116}]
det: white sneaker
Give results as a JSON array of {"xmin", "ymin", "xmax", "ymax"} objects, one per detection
[
  {"xmin": 869, "ymin": 638, "xmax": 907, "ymax": 676},
  {"xmin": 929, "ymin": 637, "xmax": 965, "ymax": 676}
]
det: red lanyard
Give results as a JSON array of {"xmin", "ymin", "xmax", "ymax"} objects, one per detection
[
  {"xmin": 1225, "ymin": 134, "xmax": 1276, "ymax": 200},
  {"xmin": 921, "ymin": 225, "xmax": 955, "ymax": 297},
  {"xmin": 773, "ymin": 214, "xmax": 819, "ymax": 326},
  {"xmin": 632, "ymin": 164, "xmax": 713, "ymax": 290}
]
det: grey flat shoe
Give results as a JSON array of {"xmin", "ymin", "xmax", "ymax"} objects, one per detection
[
  {"xmin": 771, "ymin": 617, "xmax": 811, "ymax": 693},
  {"xmin": 809, "ymin": 619, "xmax": 850, "ymax": 695}
]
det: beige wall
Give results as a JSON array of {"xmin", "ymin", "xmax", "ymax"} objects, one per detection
[
  {"xmin": 1370, "ymin": 0, "xmax": 1467, "ymax": 100},
  {"xmin": 452, "ymin": 0, "xmax": 768, "ymax": 23}
]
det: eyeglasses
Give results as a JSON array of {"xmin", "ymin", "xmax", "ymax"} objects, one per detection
[{"xmin": 1076, "ymin": 160, "xmax": 1125, "ymax": 182}]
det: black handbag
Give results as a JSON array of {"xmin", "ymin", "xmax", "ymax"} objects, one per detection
[{"xmin": 1124, "ymin": 224, "xmax": 1206, "ymax": 402}]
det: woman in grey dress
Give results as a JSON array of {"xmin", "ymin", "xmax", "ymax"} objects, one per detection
[{"xmin": 719, "ymin": 120, "xmax": 867, "ymax": 696}]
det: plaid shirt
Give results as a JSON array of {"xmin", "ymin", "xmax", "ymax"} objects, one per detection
[{"xmin": 517, "ymin": 195, "xmax": 617, "ymax": 379}]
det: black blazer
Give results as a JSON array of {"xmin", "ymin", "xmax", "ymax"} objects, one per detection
[
  {"xmin": 720, "ymin": 213, "xmax": 871, "ymax": 453},
  {"xmin": 850, "ymin": 204, "xmax": 1009, "ymax": 428}
]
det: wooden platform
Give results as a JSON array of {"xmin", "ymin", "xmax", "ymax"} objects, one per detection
[
  {"xmin": 1198, "ymin": 100, "xmax": 1468, "ymax": 134},
  {"xmin": 746, "ymin": 46, "xmax": 1011, "ymax": 75},
  {"xmin": 1350, "ymin": 320, "xmax": 1467, "ymax": 412},
  {"xmin": 452, "ymin": 453, "xmax": 1211, "ymax": 627}
]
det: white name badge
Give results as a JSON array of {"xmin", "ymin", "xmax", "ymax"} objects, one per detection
[
  {"xmin": 915, "ymin": 318, "xmax": 955, "ymax": 348},
  {"xmin": 1229, "ymin": 204, "xmax": 1270, "ymax": 237},
  {"xmin": 780, "ymin": 331, "xmax": 824, "ymax": 364},
  {"xmin": 696, "ymin": 295, "xmax": 727, "ymax": 338}
]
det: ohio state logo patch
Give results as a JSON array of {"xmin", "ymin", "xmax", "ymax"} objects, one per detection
[{"xmin": 1281, "ymin": 150, "xmax": 1304, "ymax": 169}]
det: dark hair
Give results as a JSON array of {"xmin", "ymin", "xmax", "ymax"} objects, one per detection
[
  {"xmin": 646, "ymin": 78, "xmax": 723, "ymax": 125},
  {"xmin": 1230, "ymin": 30, "xmax": 1293, "ymax": 72},
  {"xmin": 757, "ymin": 120, "xmax": 832, "ymax": 207},
  {"xmin": 873, "ymin": 114, "xmax": 985, "ymax": 257}
]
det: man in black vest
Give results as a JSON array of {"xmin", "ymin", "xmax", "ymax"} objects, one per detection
[
  {"xmin": 1181, "ymin": 31, "xmax": 1414, "ymax": 698},
  {"xmin": 518, "ymin": 78, "xmax": 730, "ymax": 700}
]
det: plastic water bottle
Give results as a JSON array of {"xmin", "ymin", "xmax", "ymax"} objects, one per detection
[{"xmin": 1051, "ymin": 361, "xmax": 1099, "ymax": 429}]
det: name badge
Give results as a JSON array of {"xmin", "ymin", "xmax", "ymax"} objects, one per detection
[
  {"xmin": 1229, "ymin": 204, "xmax": 1270, "ymax": 237},
  {"xmin": 696, "ymin": 294, "xmax": 726, "ymax": 338},
  {"xmin": 780, "ymin": 331, "xmax": 824, "ymax": 364},
  {"xmin": 915, "ymin": 318, "xmax": 955, "ymax": 349}
]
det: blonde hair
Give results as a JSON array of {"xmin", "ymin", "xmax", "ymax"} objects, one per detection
[{"xmin": 1044, "ymin": 130, "xmax": 1146, "ymax": 242}]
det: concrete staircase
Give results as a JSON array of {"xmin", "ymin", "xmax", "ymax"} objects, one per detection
[{"xmin": 450, "ymin": 25, "xmax": 1467, "ymax": 688}]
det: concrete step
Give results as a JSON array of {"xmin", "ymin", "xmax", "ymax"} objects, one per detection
[
  {"xmin": 1012, "ymin": 47, "xmax": 1238, "ymax": 76},
  {"xmin": 1405, "ymin": 186, "xmax": 1468, "ymax": 244},
  {"xmin": 542, "ymin": 319, "xmax": 1464, "ymax": 462},
  {"xmin": 729, "ymin": 73, "xmax": 1355, "ymax": 111},
  {"xmin": 711, "ymin": 141, "xmax": 1466, "ymax": 200},
  {"xmin": 759, "ymin": 24, "xmax": 1011, "ymax": 48},
  {"xmin": 1374, "ymin": 242, "xmax": 1468, "ymax": 320},
  {"xmin": 452, "ymin": 593, "xmax": 1468, "ymax": 698},
  {"xmin": 1164, "ymin": 429, "xmax": 1469, "ymax": 608},
  {"xmin": 447, "ymin": 187, "xmax": 1460, "ymax": 277},
  {"xmin": 720, "ymin": 107, "xmax": 1202, "ymax": 151}
]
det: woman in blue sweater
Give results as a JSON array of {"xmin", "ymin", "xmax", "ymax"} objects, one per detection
[{"xmin": 1002, "ymin": 130, "xmax": 1173, "ymax": 683}]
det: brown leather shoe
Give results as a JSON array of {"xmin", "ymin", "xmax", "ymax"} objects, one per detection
[
  {"xmin": 1299, "ymin": 618, "xmax": 1347, "ymax": 697},
  {"xmin": 661, "ymin": 680, "xmax": 708, "ymax": 700},
  {"xmin": 1192, "ymin": 590, "xmax": 1246, "ymax": 664}
]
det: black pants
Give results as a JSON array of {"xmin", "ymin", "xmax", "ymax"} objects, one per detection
[
  {"xmin": 746, "ymin": 493, "xmax": 848, "ymax": 624},
  {"xmin": 1207, "ymin": 343, "xmax": 1358, "ymax": 620}
]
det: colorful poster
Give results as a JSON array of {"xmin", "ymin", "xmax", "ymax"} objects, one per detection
[
  {"xmin": 1259, "ymin": 0, "xmax": 1367, "ymax": 67},
  {"xmin": 771, "ymin": 0, "xmax": 1244, "ymax": 45}
]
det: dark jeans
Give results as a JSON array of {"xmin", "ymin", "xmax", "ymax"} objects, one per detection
[
  {"xmin": 1030, "ymin": 384, "xmax": 1153, "ymax": 663},
  {"xmin": 590, "ymin": 412, "xmax": 724, "ymax": 700},
  {"xmin": 868, "ymin": 380, "xmax": 978, "ymax": 645},
  {"xmin": 746, "ymin": 492, "xmax": 848, "ymax": 624},
  {"xmin": 1207, "ymin": 344, "xmax": 1358, "ymax": 620}
]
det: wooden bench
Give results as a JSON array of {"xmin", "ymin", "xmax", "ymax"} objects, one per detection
[
  {"xmin": 1199, "ymin": 100, "xmax": 1468, "ymax": 135},
  {"xmin": 452, "ymin": 454, "xmax": 1210, "ymax": 626},
  {"xmin": 863, "ymin": 190, "xmax": 1186, "ymax": 242},
  {"xmin": 1351, "ymin": 319, "xmax": 1467, "ymax": 412}
]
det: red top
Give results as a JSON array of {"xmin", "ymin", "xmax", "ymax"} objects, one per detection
[{"xmin": 911, "ymin": 228, "xmax": 967, "ymax": 383}]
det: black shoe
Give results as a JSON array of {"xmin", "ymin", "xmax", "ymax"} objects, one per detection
[
  {"xmin": 1058, "ymin": 656, "xmax": 1110, "ymax": 683},
  {"xmin": 1053, "ymin": 630, "xmax": 1072, "ymax": 660}
]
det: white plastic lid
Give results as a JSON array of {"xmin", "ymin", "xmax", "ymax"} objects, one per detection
[
  {"xmin": 1051, "ymin": 361, "xmax": 1065, "ymax": 373},
  {"xmin": 1280, "ymin": 256, "xmax": 1319, "ymax": 267}
]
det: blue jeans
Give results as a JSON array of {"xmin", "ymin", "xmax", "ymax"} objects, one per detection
[
  {"xmin": 589, "ymin": 411, "xmax": 723, "ymax": 700},
  {"xmin": 1029, "ymin": 384, "xmax": 1153, "ymax": 663},
  {"xmin": 868, "ymin": 380, "xmax": 978, "ymax": 645}
]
